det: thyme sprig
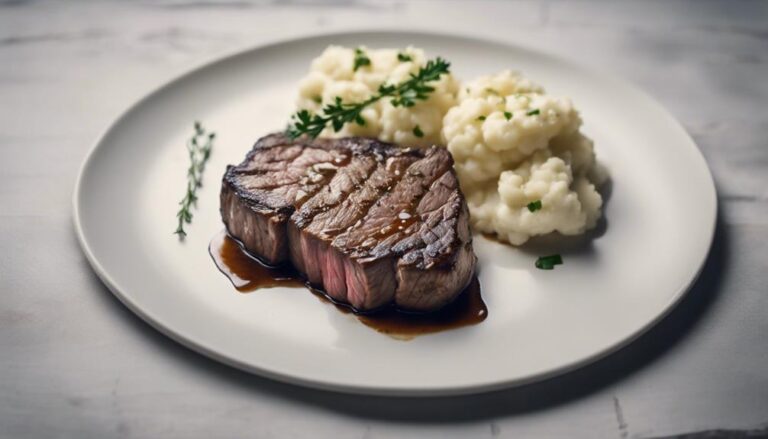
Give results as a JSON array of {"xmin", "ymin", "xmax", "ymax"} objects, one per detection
[
  {"xmin": 287, "ymin": 57, "xmax": 451, "ymax": 139},
  {"xmin": 175, "ymin": 121, "xmax": 215, "ymax": 238}
]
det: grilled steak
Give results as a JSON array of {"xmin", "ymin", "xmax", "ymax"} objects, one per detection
[{"xmin": 220, "ymin": 133, "xmax": 476, "ymax": 312}]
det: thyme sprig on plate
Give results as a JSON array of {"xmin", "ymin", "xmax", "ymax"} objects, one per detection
[
  {"xmin": 175, "ymin": 121, "xmax": 215, "ymax": 238},
  {"xmin": 287, "ymin": 57, "xmax": 451, "ymax": 139}
]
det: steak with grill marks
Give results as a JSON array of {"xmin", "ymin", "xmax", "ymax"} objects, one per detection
[{"xmin": 219, "ymin": 133, "xmax": 477, "ymax": 312}]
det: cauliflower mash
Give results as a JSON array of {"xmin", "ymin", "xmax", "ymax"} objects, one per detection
[
  {"xmin": 443, "ymin": 71, "xmax": 605, "ymax": 244},
  {"xmin": 296, "ymin": 46, "xmax": 459, "ymax": 148},
  {"xmin": 295, "ymin": 48, "xmax": 605, "ymax": 245}
]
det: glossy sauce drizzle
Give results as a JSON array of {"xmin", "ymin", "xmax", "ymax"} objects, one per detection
[
  {"xmin": 209, "ymin": 230, "xmax": 487, "ymax": 338},
  {"xmin": 209, "ymin": 231, "xmax": 303, "ymax": 291}
]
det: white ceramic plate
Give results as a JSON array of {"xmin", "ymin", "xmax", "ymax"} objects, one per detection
[{"xmin": 73, "ymin": 31, "xmax": 716, "ymax": 396}]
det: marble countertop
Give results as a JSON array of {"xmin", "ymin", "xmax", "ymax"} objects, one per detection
[{"xmin": 1, "ymin": 1, "xmax": 767, "ymax": 437}]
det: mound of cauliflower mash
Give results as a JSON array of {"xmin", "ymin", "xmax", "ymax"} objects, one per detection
[
  {"xmin": 443, "ymin": 71, "xmax": 606, "ymax": 245},
  {"xmin": 296, "ymin": 46, "xmax": 458, "ymax": 148},
  {"xmin": 296, "ymin": 47, "xmax": 606, "ymax": 245}
]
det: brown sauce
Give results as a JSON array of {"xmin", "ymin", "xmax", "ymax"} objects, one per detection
[
  {"xmin": 352, "ymin": 277, "xmax": 485, "ymax": 339},
  {"xmin": 209, "ymin": 230, "xmax": 487, "ymax": 338},
  {"xmin": 209, "ymin": 231, "xmax": 303, "ymax": 291}
]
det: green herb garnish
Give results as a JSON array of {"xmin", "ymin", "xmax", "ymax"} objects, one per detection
[
  {"xmin": 527, "ymin": 200, "xmax": 542, "ymax": 212},
  {"xmin": 312, "ymin": 95, "xmax": 322, "ymax": 104},
  {"xmin": 288, "ymin": 57, "xmax": 451, "ymax": 139},
  {"xmin": 477, "ymin": 115, "xmax": 486, "ymax": 121},
  {"xmin": 353, "ymin": 47, "xmax": 371, "ymax": 71},
  {"xmin": 175, "ymin": 121, "xmax": 215, "ymax": 238},
  {"xmin": 397, "ymin": 52, "xmax": 412, "ymax": 62},
  {"xmin": 504, "ymin": 111, "xmax": 512, "ymax": 120},
  {"xmin": 535, "ymin": 254, "xmax": 563, "ymax": 270},
  {"xmin": 526, "ymin": 108, "xmax": 540, "ymax": 116},
  {"xmin": 413, "ymin": 125, "xmax": 424, "ymax": 138}
]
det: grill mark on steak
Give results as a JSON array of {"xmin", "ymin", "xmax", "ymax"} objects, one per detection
[
  {"xmin": 225, "ymin": 150, "xmax": 347, "ymax": 217},
  {"xmin": 233, "ymin": 147, "xmax": 347, "ymax": 192},
  {"xmin": 292, "ymin": 154, "xmax": 378, "ymax": 229},
  {"xmin": 286, "ymin": 155, "xmax": 415, "ymax": 307},
  {"xmin": 389, "ymin": 172, "xmax": 465, "ymax": 268},
  {"xmin": 234, "ymin": 144, "xmax": 305, "ymax": 174},
  {"xmin": 220, "ymin": 133, "xmax": 476, "ymax": 312},
  {"xmin": 332, "ymin": 150, "xmax": 452, "ymax": 258},
  {"xmin": 303, "ymin": 155, "xmax": 416, "ymax": 240},
  {"xmin": 341, "ymin": 169, "xmax": 458, "ymax": 309}
]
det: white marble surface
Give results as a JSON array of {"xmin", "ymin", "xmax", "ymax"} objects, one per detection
[{"xmin": 1, "ymin": 1, "xmax": 767, "ymax": 438}]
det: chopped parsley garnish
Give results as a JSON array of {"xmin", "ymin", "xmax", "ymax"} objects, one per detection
[
  {"xmin": 477, "ymin": 115, "xmax": 486, "ymax": 121},
  {"xmin": 413, "ymin": 125, "xmax": 424, "ymax": 138},
  {"xmin": 353, "ymin": 47, "xmax": 371, "ymax": 71},
  {"xmin": 527, "ymin": 200, "xmax": 542, "ymax": 212},
  {"xmin": 397, "ymin": 52, "xmax": 412, "ymax": 62},
  {"xmin": 503, "ymin": 111, "xmax": 512, "ymax": 120},
  {"xmin": 535, "ymin": 254, "xmax": 563, "ymax": 270},
  {"xmin": 288, "ymin": 57, "xmax": 451, "ymax": 139},
  {"xmin": 526, "ymin": 108, "xmax": 540, "ymax": 116},
  {"xmin": 312, "ymin": 95, "xmax": 322, "ymax": 104}
]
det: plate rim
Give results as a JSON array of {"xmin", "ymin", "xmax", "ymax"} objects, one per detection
[{"xmin": 72, "ymin": 29, "xmax": 718, "ymax": 396}]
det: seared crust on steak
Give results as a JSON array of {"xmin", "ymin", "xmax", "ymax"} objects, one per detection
[{"xmin": 220, "ymin": 133, "xmax": 476, "ymax": 312}]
